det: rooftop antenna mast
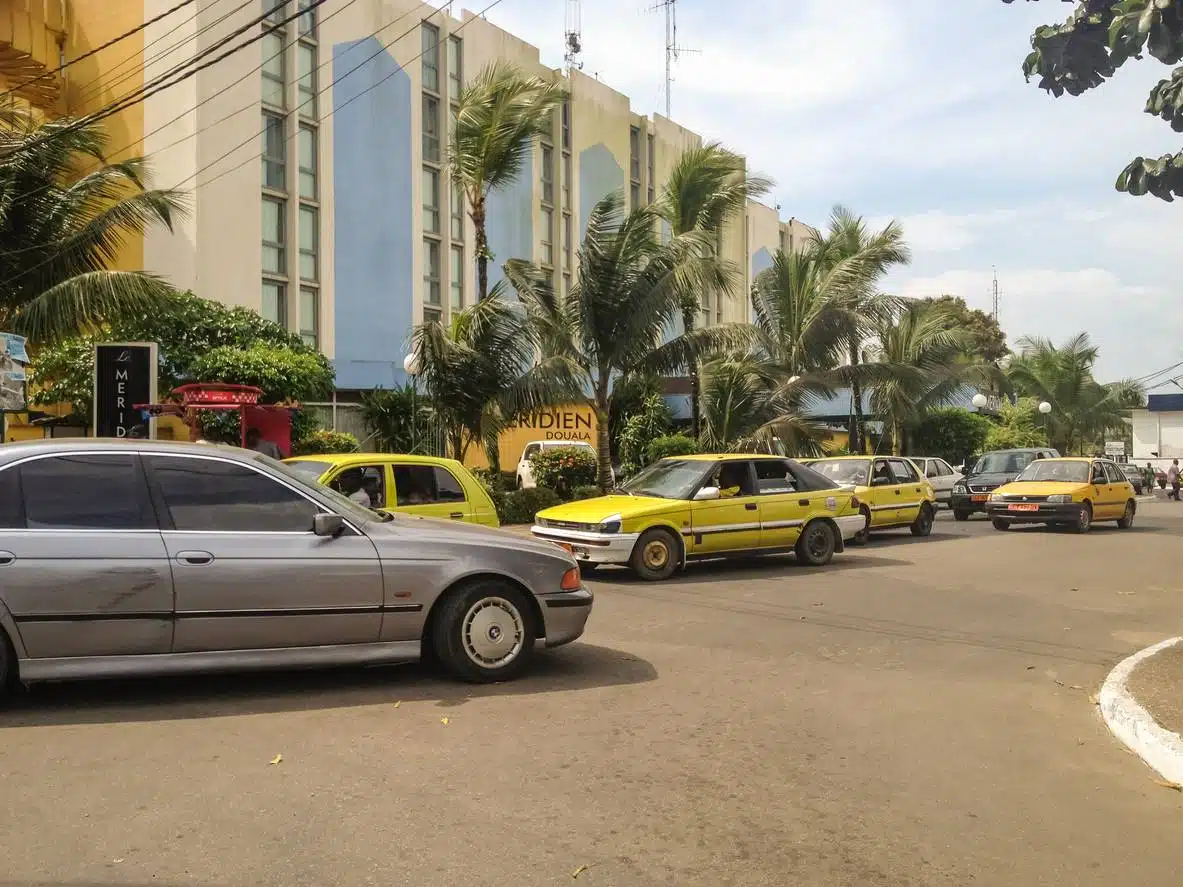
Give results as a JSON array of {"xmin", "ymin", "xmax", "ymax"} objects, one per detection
[
  {"xmin": 564, "ymin": 0, "xmax": 583, "ymax": 74},
  {"xmin": 651, "ymin": 0, "xmax": 698, "ymax": 117},
  {"xmin": 992, "ymin": 266, "xmax": 1000, "ymax": 322}
]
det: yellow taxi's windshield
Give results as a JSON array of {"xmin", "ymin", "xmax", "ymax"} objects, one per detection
[{"xmin": 1014, "ymin": 461, "xmax": 1089, "ymax": 483}]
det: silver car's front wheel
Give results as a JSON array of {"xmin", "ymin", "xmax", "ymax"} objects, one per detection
[{"xmin": 433, "ymin": 581, "xmax": 537, "ymax": 683}]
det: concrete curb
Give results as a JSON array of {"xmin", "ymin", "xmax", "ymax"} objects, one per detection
[{"xmin": 1098, "ymin": 636, "xmax": 1183, "ymax": 786}]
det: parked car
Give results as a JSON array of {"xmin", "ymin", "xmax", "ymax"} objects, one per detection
[
  {"xmin": 284, "ymin": 453, "xmax": 499, "ymax": 527},
  {"xmin": 802, "ymin": 456, "xmax": 938, "ymax": 543},
  {"xmin": 515, "ymin": 440, "xmax": 611, "ymax": 489},
  {"xmin": 530, "ymin": 454, "xmax": 865, "ymax": 580},
  {"xmin": 984, "ymin": 457, "xmax": 1136, "ymax": 533},
  {"xmin": 949, "ymin": 447, "xmax": 1060, "ymax": 521},
  {"xmin": 912, "ymin": 456, "xmax": 963, "ymax": 505},
  {"xmin": 0, "ymin": 440, "xmax": 592, "ymax": 690},
  {"xmin": 1118, "ymin": 462, "xmax": 1145, "ymax": 495}
]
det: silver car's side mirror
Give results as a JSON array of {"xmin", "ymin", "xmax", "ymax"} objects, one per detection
[
  {"xmin": 313, "ymin": 513, "xmax": 345, "ymax": 537},
  {"xmin": 693, "ymin": 486, "xmax": 721, "ymax": 501}
]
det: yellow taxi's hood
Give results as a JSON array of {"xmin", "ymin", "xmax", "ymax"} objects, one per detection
[
  {"xmin": 536, "ymin": 494, "xmax": 675, "ymax": 523},
  {"xmin": 994, "ymin": 480, "xmax": 1087, "ymax": 497}
]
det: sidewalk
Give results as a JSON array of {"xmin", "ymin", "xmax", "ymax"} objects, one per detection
[
  {"xmin": 1127, "ymin": 644, "xmax": 1183, "ymax": 738},
  {"xmin": 1099, "ymin": 638, "xmax": 1183, "ymax": 787}
]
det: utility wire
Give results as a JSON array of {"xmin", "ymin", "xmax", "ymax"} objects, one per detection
[{"xmin": 0, "ymin": 0, "xmax": 199, "ymax": 102}]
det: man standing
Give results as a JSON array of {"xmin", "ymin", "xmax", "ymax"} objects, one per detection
[
  {"xmin": 244, "ymin": 427, "xmax": 282, "ymax": 459},
  {"xmin": 1168, "ymin": 459, "xmax": 1180, "ymax": 501}
]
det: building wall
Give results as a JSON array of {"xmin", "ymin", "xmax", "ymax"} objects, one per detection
[{"xmin": 1132, "ymin": 409, "xmax": 1183, "ymax": 462}]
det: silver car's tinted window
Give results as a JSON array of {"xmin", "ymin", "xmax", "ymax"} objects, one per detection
[
  {"xmin": 146, "ymin": 456, "xmax": 320, "ymax": 532},
  {"xmin": 21, "ymin": 454, "xmax": 150, "ymax": 530},
  {"xmin": 0, "ymin": 466, "xmax": 22, "ymax": 527}
]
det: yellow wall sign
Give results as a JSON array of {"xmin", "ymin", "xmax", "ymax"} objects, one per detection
[{"xmin": 464, "ymin": 405, "xmax": 599, "ymax": 470}]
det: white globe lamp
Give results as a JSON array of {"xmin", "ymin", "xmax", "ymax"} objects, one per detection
[
  {"xmin": 1038, "ymin": 401, "xmax": 1052, "ymax": 415},
  {"xmin": 971, "ymin": 393, "xmax": 988, "ymax": 409},
  {"xmin": 403, "ymin": 352, "xmax": 421, "ymax": 376}
]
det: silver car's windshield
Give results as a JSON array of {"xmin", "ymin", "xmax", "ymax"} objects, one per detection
[
  {"xmin": 263, "ymin": 455, "xmax": 381, "ymax": 523},
  {"xmin": 810, "ymin": 459, "xmax": 870, "ymax": 485},
  {"xmin": 621, "ymin": 459, "xmax": 708, "ymax": 499}
]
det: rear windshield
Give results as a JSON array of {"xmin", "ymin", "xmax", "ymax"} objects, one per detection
[{"xmin": 973, "ymin": 452, "xmax": 1035, "ymax": 475}]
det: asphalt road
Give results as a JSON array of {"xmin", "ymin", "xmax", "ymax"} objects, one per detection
[{"xmin": 2, "ymin": 503, "xmax": 1182, "ymax": 887}]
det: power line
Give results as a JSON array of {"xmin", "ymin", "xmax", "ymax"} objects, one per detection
[{"xmin": 0, "ymin": 0, "xmax": 199, "ymax": 102}]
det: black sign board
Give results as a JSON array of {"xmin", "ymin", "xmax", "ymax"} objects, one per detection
[{"xmin": 93, "ymin": 343, "xmax": 157, "ymax": 438}]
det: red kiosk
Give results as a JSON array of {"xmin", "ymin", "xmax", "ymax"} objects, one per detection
[{"xmin": 136, "ymin": 382, "xmax": 297, "ymax": 456}]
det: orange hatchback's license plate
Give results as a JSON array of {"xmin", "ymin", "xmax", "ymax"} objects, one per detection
[
  {"xmin": 1008, "ymin": 503, "xmax": 1039, "ymax": 512},
  {"xmin": 971, "ymin": 495, "xmax": 987, "ymax": 503}
]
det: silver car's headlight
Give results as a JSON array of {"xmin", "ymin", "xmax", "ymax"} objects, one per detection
[
  {"xmin": 597, "ymin": 513, "xmax": 622, "ymax": 534},
  {"xmin": 1046, "ymin": 494, "xmax": 1072, "ymax": 504}
]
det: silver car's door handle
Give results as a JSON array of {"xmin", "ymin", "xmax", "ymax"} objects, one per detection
[
  {"xmin": 175, "ymin": 550, "xmax": 214, "ymax": 565},
  {"xmin": 0, "ymin": 551, "xmax": 13, "ymax": 566}
]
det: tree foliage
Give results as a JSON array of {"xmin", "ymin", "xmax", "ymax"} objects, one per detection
[
  {"xmin": 188, "ymin": 344, "xmax": 333, "ymax": 403},
  {"xmin": 983, "ymin": 397, "xmax": 1050, "ymax": 451},
  {"xmin": 360, "ymin": 384, "xmax": 437, "ymax": 453},
  {"xmin": 912, "ymin": 407, "xmax": 994, "ymax": 465},
  {"xmin": 917, "ymin": 295, "xmax": 1009, "ymax": 364},
  {"xmin": 1011, "ymin": 0, "xmax": 1183, "ymax": 200},
  {"xmin": 0, "ymin": 108, "xmax": 186, "ymax": 342}
]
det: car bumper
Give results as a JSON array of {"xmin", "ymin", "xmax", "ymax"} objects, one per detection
[
  {"xmin": 834, "ymin": 514, "xmax": 867, "ymax": 541},
  {"xmin": 984, "ymin": 502, "xmax": 1080, "ymax": 523},
  {"xmin": 539, "ymin": 587, "xmax": 594, "ymax": 647},
  {"xmin": 950, "ymin": 493, "xmax": 989, "ymax": 513},
  {"xmin": 530, "ymin": 526, "xmax": 640, "ymax": 565}
]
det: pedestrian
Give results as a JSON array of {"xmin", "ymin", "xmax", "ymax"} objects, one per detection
[
  {"xmin": 1168, "ymin": 459, "xmax": 1180, "ymax": 501},
  {"xmin": 244, "ymin": 426, "xmax": 282, "ymax": 459},
  {"xmin": 1145, "ymin": 462, "xmax": 1157, "ymax": 494}
]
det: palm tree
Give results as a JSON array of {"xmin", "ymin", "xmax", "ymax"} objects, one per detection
[
  {"xmin": 505, "ymin": 191, "xmax": 753, "ymax": 490},
  {"xmin": 0, "ymin": 109, "xmax": 185, "ymax": 342},
  {"xmin": 408, "ymin": 289, "xmax": 573, "ymax": 464},
  {"xmin": 867, "ymin": 301, "xmax": 999, "ymax": 455},
  {"xmin": 810, "ymin": 206, "xmax": 912, "ymax": 453},
  {"xmin": 450, "ymin": 60, "xmax": 566, "ymax": 303},
  {"xmin": 657, "ymin": 142, "xmax": 772, "ymax": 438},
  {"xmin": 1006, "ymin": 333, "xmax": 1143, "ymax": 454}
]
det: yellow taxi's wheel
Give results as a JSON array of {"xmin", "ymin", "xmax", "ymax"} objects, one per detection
[
  {"xmin": 1117, "ymin": 500, "xmax": 1135, "ymax": 529},
  {"xmin": 850, "ymin": 507, "xmax": 871, "ymax": 545},
  {"xmin": 910, "ymin": 504, "xmax": 934, "ymax": 537},
  {"xmin": 1071, "ymin": 503, "xmax": 1092, "ymax": 534},
  {"xmin": 795, "ymin": 520, "xmax": 835, "ymax": 567},
  {"xmin": 990, "ymin": 517, "xmax": 1011, "ymax": 531},
  {"xmin": 630, "ymin": 528, "xmax": 679, "ymax": 581}
]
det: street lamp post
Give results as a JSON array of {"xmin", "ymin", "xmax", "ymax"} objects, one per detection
[
  {"xmin": 972, "ymin": 393, "xmax": 988, "ymax": 410},
  {"xmin": 1038, "ymin": 400, "xmax": 1053, "ymax": 450},
  {"xmin": 403, "ymin": 352, "xmax": 421, "ymax": 454}
]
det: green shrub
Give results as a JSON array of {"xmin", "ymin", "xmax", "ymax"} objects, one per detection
[
  {"xmin": 645, "ymin": 434, "xmax": 698, "ymax": 463},
  {"xmin": 499, "ymin": 487, "xmax": 561, "ymax": 525},
  {"xmin": 912, "ymin": 408, "xmax": 992, "ymax": 464},
  {"xmin": 618, "ymin": 393, "xmax": 673, "ymax": 467},
  {"xmin": 529, "ymin": 446, "xmax": 597, "ymax": 498},
  {"xmin": 569, "ymin": 484, "xmax": 601, "ymax": 501},
  {"xmin": 291, "ymin": 429, "xmax": 360, "ymax": 455}
]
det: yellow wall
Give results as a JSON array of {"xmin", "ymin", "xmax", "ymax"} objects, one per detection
[{"xmin": 463, "ymin": 404, "xmax": 600, "ymax": 471}]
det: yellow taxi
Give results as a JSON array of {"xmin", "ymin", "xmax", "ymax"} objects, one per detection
[
  {"xmin": 801, "ymin": 456, "xmax": 938, "ymax": 543},
  {"xmin": 530, "ymin": 454, "xmax": 866, "ymax": 581},
  {"xmin": 282, "ymin": 453, "xmax": 500, "ymax": 527},
  {"xmin": 983, "ymin": 456, "xmax": 1136, "ymax": 533}
]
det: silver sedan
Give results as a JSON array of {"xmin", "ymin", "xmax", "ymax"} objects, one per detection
[{"xmin": 0, "ymin": 439, "xmax": 592, "ymax": 689}]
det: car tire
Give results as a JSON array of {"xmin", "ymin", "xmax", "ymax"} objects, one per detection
[
  {"xmin": 850, "ymin": 507, "xmax": 872, "ymax": 545},
  {"xmin": 795, "ymin": 520, "xmax": 836, "ymax": 567},
  {"xmin": 1071, "ymin": 503, "xmax": 1092, "ymax": 534},
  {"xmin": 516, "ymin": 475, "xmax": 525, "ymax": 490},
  {"xmin": 432, "ymin": 580, "xmax": 536, "ymax": 684},
  {"xmin": 953, "ymin": 509, "xmax": 970, "ymax": 522},
  {"xmin": 1117, "ymin": 500, "xmax": 1135, "ymax": 529},
  {"xmin": 0, "ymin": 627, "xmax": 16, "ymax": 695},
  {"xmin": 910, "ymin": 504, "xmax": 935, "ymax": 537},
  {"xmin": 629, "ymin": 528, "xmax": 680, "ymax": 581},
  {"xmin": 990, "ymin": 517, "xmax": 1011, "ymax": 531}
]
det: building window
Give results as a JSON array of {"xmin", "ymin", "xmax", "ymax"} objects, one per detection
[
  {"xmin": 541, "ymin": 144, "xmax": 554, "ymax": 204},
  {"xmin": 778, "ymin": 229, "xmax": 786, "ymax": 254},
  {"xmin": 297, "ymin": 0, "xmax": 317, "ymax": 37},
  {"xmin": 422, "ymin": 94, "xmax": 440, "ymax": 162},
  {"xmin": 264, "ymin": 1, "xmax": 286, "ymax": 27},
  {"xmin": 449, "ymin": 245, "xmax": 463, "ymax": 311},
  {"xmin": 562, "ymin": 272, "xmax": 571, "ymax": 297},
  {"xmin": 630, "ymin": 182, "xmax": 641, "ymax": 210},
  {"xmin": 421, "ymin": 22, "xmax": 440, "ymax": 92},
  {"xmin": 561, "ymin": 100, "xmax": 571, "ymax": 150},
  {"xmin": 422, "ymin": 167, "xmax": 440, "ymax": 233},
  {"xmin": 647, "ymin": 133, "xmax": 655, "ymax": 204},
  {"xmin": 262, "ymin": 280, "xmax": 286, "ymax": 326},
  {"xmin": 541, "ymin": 207, "xmax": 553, "ymax": 266},
  {"xmin": 562, "ymin": 213, "xmax": 572, "ymax": 270},
  {"xmin": 262, "ymin": 112, "xmax": 285, "ymax": 190},
  {"xmin": 298, "ymin": 124, "xmax": 317, "ymax": 199},
  {"xmin": 299, "ymin": 286, "xmax": 318, "ymax": 347},
  {"xmin": 451, "ymin": 181, "xmax": 464, "ymax": 239},
  {"xmin": 297, "ymin": 42, "xmax": 316, "ymax": 118},
  {"xmin": 423, "ymin": 239, "xmax": 441, "ymax": 307},
  {"xmin": 447, "ymin": 35, "xmax": 462, "ymax": 97},
  {"xmin": 629, "ymin": 126, "xmax": 641, "ymax": 180},
  {"xmin": 561, "ymin": 153, "xmax": 571, "ymax": 211},
  {"xmin": 299, "ymin": 204, "xmax": 318, "ymax": 281},
  {"xmin": 261, "ymin": 32, "xmax": 285, "ymax": 108},
  {"xmin": 262, "ymin": 197, "xmax": 286, "ymax": 274}
]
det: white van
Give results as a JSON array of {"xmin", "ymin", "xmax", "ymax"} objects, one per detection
[{"xmin": 516, "ymin": 440, "xmax": 609, "ymax": 489}]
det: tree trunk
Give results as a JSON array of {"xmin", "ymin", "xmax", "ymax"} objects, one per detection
[
  {"xmin": 472, "ymin": 196, "xmax": 489, "ymax": 302},
  {"xmin": 683, "ymin": 307, "xmax": 700, "ymax": 441},
  {"xmin": 849, "ymin": 335, "xmax": 864, "ymax": 454},
  {"xmin": 892, "ymin": 418, "xmax": 902, "ymax": 456},
  {"xmin": 595, "ymin": 400, "xmax": 613, "ymax": 493}
]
